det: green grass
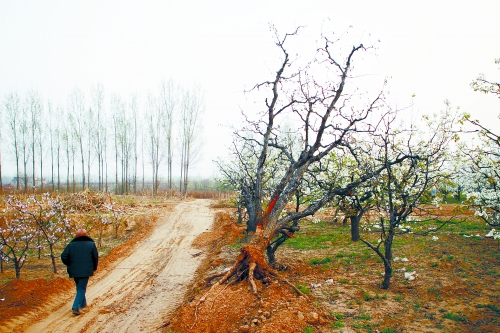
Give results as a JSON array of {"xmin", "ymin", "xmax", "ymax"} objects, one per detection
[
  {"xmin": 413, "ymin": 301, "xmax": 422, "ymax": 311},
  {"xmin": 331, "ymin": 321, "xmax": 345, "ymax": 328},
  {"xmin": 380, "ymin": 329, "xmax": 398, "ymax": 333},
  {"xmin": 286, "ymin": 234, "xmax": 332, "ymax": 250},
  {"xmin": 309, "ymin": 256, "xmax": 333, "ymax": 265},
  {"xmin": 352, "ymin": 323, "xmax": 373, "ymax": 331},
  {"xmin": 285, "ymin": 222, "xmax": 349, "ymax": 250},
  {"xmin": 330, "ymin": 312, "xmax": 344, "ymax": 320},
  {"xmin": 302, "ymin": 326, "xmax": 314, "ymax": 333},
  {"xmin": 296, "ymin": 284, "xmax": 311, "ymax": 295},
  {"xmin": 443, "ymin": 312, "xmax": 467, "ymax": 322},
  {"xmin": 356, "ymin": 312, "xmax": 372, "ymax": 320},
  {"xmin": 477, "ymin": 303, "xmax": 500, "ymax": 314}
]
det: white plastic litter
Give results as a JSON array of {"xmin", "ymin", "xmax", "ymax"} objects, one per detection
[{"xmin": 404, "ymin": 271, "xmax": 416, "ymax": 281}]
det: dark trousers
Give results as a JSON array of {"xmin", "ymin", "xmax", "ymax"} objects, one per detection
[{"xmin": 72, "ymin": 277, "xmax": 89, "ymax": 311}]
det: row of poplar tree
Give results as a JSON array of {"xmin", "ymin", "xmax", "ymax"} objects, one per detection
[{"xmin": 0, "ymin": 79, "xmax": 205, "ymax": 195}]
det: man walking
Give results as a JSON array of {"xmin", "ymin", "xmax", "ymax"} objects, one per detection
[{"xmin": 61, "ymin": 229, "xmax": 99, "ymax": 315}]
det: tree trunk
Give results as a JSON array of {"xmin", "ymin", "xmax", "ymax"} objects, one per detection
[
  {"xmin": 350, "ymin": 214, "xmax": 362, "ymax": 242},
  {"xmin": 381, "ymin": 231, "xmax": 394, "ymax": 289},
  {"xmin": 49, "ymin": 244, "xmax": 57, "ymax": 274},
  {"xmin": 14, "ymin": 260, "xmax": 21, "ymax": 279}
]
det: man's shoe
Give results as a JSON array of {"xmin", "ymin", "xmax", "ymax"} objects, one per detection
[{"xmin": 72, "ymin": 309, "xmax": 81, "ymax": 315}]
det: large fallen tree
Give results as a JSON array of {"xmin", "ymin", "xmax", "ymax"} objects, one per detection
[{"xmin": 211, "ymin": 25, "xmax": 416, "ymax": 298}]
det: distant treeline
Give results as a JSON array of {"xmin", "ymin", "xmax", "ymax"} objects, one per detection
[{"xmin": 0, "ymin": 80, "xmax": 210, "ymax": 195}]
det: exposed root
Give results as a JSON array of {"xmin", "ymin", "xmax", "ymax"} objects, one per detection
[
  {"xmin": 202, "ymin": 271, "xmax": 227, "ymax": 286},
  {"xmin": 248, "ymin": 262, "xmax": 258, "ymax": 295},
  {"xmin": 279, "ymin": 278, "xmax": 307, "ymax": 296},
  {"xmin": 197, "ymin": 244, "xmax": 307, "ymax": 308},
  {"xmin": 210, "ymin": 283, "xmax": 230, "ymax": 310}
]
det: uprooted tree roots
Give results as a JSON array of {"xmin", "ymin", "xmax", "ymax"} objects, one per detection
[
  {"xmin": 199, "ymin": 245, "xmax": 306, "ymax": 304},
  {"xmin": 188, "ymin": 245, "xmax": 307, "ymax": 330}
]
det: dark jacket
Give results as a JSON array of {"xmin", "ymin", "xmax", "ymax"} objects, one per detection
[{"xmin": 61, "ymin": 236, "xmax": 99, "ymax": 278}]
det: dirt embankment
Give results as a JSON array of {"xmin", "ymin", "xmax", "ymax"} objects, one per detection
[{"xmin": 1, "ymin": 199, "xmax": 215, "ymax": 333}]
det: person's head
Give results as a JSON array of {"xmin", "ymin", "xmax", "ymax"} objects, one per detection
[{"xmin": 75, "ymin": 229, "xmax": 87, "ymax": 237}]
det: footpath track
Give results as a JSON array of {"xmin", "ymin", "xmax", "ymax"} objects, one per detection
[{"xmin": 7, "ymin": 199, "xmax": 214, "ymax": 333}]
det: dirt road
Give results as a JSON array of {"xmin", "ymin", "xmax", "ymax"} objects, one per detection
[{"xmin": 9, "ymin": 199, "xmax": 214, "ymax": 333}]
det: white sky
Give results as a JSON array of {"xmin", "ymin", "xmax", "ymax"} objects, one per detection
[{"xmin": 0, "ymin": 0, "xmax": 499, "ymax": 178}]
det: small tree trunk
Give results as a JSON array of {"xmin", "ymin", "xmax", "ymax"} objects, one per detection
[
  {"xmin": 14, "ymin": 261, "xmax": 21, "ymax": 279},
  {"xmin": 37, "ymin": 236, "xmax": 41, "ymax": 259},
  {"xmin": 350, "ymin": 215, "xmax": 361, "ymax": 241},
  {"xmin": 381, "ymin": 231, "xmax": 395, "ymax": 289},
  {"xmin": 49, "ymin": 244, "xmax": 57, "ymax": 274}
]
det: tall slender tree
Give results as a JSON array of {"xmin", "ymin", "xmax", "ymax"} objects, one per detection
[
  {"xmin": 179, "ymin": 86, "xmax": 205, "ymax": 195},
  {"xmin": 26, "ymin": 90, "xmax": 42, "ymax": 190},
  {"xmin": 4, "ymin": 92, "xmax": 21, "ymax": 190},
  {"xmin": 91, "ymin": 84, "xmax": 105, "ymax": 191},
  {"xmin": 145, "ymin": 93, "xmax": 163, "ymax": 195},
  {"xmin": 68, "ymin": 87, "xmax": 87, "ymax": 190},
  {"xmin": 159, "ymin": 79, "xmax": 176, "ymax": 191}
]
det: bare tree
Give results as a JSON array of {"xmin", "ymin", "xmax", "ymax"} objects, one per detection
[
  {"xmin": 68, "ymin": 87, "xmax": 87, "ymax": 190},
  {"xmin": 86, "ymin": 107, "xmax": 95, "ymax": 190},
  {"xmin": 111, "ymin": 94, "xmax": 123, "ymax": 194},
  {"xmin": 205, "ymin": 27, "xmax": 406, "ymax": 296},
  {"xmin": 145, "ymin": 93, "xmax": 163, "ymax": 195},
  {"xmin": 179, "ymin": 86, "xmax": 205, "ymax": 196},
  {"xmin": 91, "ymin": 84, "xmax": 105, "ymax": 191},
  {"xmin": 129, "ymin": 94, "xmax": 139, "ymax": 193},
  {"xmin": 20, "ymin": 99, "xmax": 31, "ymax": 192},
  {"xmin": 159, "ymin": 79, "xmax": 177, "ymax": 191},
  {"xmin": 360, "ymin": 108, "xmax": 456, "ymax": 289},
  {"xmin": 61, "ymin": 108, "xmax": 73, "ymax": 193},
  {"xmin": 4, "ymin": 92, "xmax": 22, "ymax": 190},
  {"xmin": 47, "ymin": 101, "xmax": 56, "ymax": 191},
  {"xmin": 26, "ymin": 90, "xmax": 43, "ymax": 191},
  {"xmin": 55, "ymin": 105, "xmax": 64, "ymax": 191}
]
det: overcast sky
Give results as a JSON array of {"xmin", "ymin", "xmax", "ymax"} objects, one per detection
[{"xmin": 1, "ymin": 0, "xmax": 499, "ymax": 178}]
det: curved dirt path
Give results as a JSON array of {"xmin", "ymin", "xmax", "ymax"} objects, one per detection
[{"xmin": 16, "ymin": 199, "xmax": 213, "ymax": 333}]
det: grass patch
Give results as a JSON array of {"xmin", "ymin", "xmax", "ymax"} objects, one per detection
[
  {"xmin": 352, "ymin": 323, "xmax": 373, "ymax": 331},
  {"xmin": 443, "ymin": 312, "xmax": 467, "ymax": 322},
  {"xmin": 355, "ymin": 312, "xmax": 372, "ymax": 320},
  {"xmin": 394, "ymin": 294, "xmax": 405, "ymax": 302},
  {"xmin": 309, "ymin": 257, "xmax": 333, "ymax": 265},
  {"xmin": 477, "ymin": 304, "xmax": 500, "ymax": 314},
  {"xmin": 331, "ymin": 321, "xmax": 344, "ymax": 328},
  {"xmin": 330, "ymin": 312, "xmax": 344, "ymax": 320},
  {"xmin": 296, "ymin": 284, "xmax": 311, "ymax": 295},
  {"xmin": 380, "ymin": 329, "xmax": 398, "ymax": 333}
]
